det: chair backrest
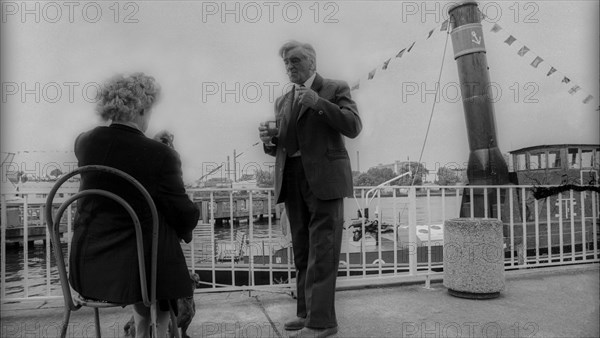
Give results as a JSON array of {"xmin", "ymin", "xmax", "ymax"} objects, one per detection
[{"xmin": 45, "ymin": 165, "xmax": 159, "ymax": 309}]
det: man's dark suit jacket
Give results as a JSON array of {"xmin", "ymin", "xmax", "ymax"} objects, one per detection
[
  {"xmin": 264, "ymin": 73, "xmax": 362, "ymax": 203},
  {"xmin": 69, "ymin": 124, "xmax": 199, "ymax": 305}
]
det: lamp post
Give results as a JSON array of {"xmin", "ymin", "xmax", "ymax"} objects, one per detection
[{"xmin": 232, "ymin": 142, "xmax": 260, "ymax": 182}]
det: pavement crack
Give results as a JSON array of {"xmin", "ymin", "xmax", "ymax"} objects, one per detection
[{"xmin": 253, "ymin": 295, "xmax": 283, "ymax": 338}]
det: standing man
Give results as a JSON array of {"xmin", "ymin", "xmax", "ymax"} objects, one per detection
[{"xmin": 258, "ymin": 41, "xmax": 362, "ymax": 338}]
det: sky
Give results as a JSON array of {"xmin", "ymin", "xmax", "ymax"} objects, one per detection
[{"xmin": 1, "ymin": 0, "xmax": 599, "ymax": 183}]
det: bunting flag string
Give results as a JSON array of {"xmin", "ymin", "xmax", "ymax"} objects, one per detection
[
  {"xmin": 484, "ymin": 20, "xmax": 595, "ymax": 105},
  {"xmin": 349, "ymin": 17, "xmax": 595, "ymax": 106},
  {"xmin": 382, "ymin": 58, "xmax": 391, "ymax": 70},
  {"xmin": 517, "ymin": 46, "xmax": 530, "ymax": 57},
  {"xmin": 440, "ymin": 19, "xmax": 449, "ymax": 32},
  {"xmin": 568, "ymin": 85, "xmax": 581, "ymax": 95},
  {"xmin": 530, "ymin": 56, "xmax": 544, "ymax": 68},
  {"xmin": 426, "ymin": 29, "xmax": 435, "ymax": 39},
  {"xmin": 504, "ymin": 35, "xmax": 517, "ymax": 46},
  {"xmin": 350, "ymin": 20, "xmax": 450, "ymax": 89},
  {"xmin": 368, "ymin": 68, "xmax": 376, "ymax": 80}
]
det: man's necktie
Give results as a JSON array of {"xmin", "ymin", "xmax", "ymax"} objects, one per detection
[{"xmin": 285, "ymin": 85, "xmax": 303, "ymax": 156}]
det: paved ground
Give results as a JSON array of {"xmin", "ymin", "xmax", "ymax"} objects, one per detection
[{"xmin": 1, "ymin": 264, "xmax": 598, "ymax": 337}]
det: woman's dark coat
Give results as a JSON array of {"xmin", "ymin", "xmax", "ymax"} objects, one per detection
[{"xmin": 69, "ymin": 124, "xmax": 199, "ymax": 305}]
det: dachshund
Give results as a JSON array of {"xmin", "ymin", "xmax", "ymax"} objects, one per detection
[{"xmin": 124, "ymin": 272, "xmax": 199, "ymax": 338}]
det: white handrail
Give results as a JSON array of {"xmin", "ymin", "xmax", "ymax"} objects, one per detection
[{"xmin": 364, "ymin": 172, "xmax": 412, "ymax": 211}]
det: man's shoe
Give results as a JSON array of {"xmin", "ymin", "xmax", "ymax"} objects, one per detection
[
  {"xmin": 284, "ymin": 317, "xmax": 306, "ymax": 331},
  {"xmin": 288, "ymin": 326, "xmax": 338, "ymax": 338}
]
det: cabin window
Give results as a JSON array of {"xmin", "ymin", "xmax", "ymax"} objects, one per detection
[
  {"xmin": 529, "ymin": 152, "xmax": 546, "ymax": 169},
  {"xmin": 548, "ymin": 150, "xmax": 561, "ymax": 168},
  {"xmin": 568, "ymin": 148, "xmax": 581, "ymax": 169},
  {"xmin": 581, "ymin": 149, "xmax": 593, "ymax": 168},
  {"xmin": 516, "ymin": 154, "xmax": 526, "ymax": 170}
]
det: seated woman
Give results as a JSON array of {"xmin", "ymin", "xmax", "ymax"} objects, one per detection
[{"xmin": 69, "ymin": 72, "xmax": 199, "ymax": 337}]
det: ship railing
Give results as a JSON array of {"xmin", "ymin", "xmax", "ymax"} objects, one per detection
[{"xmin": 1, "ymin": 184, "xmax": 598, "ymax": 302}]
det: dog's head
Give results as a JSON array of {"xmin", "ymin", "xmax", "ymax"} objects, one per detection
[{"xmin": 189, "ymin": 272, "xmax": 200, "ymax": 291}]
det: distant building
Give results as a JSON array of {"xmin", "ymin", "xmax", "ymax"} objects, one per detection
[
  {"xmin": 374, "ymin": 160, "xmax": 430, "ymax": 182},
  {"xmin": 374, "ymin": 160, "xmax": 407, "ymax": 175},
  {"xmin": 232, "ymin": 179, "xmax": 258, "ymax": 190},
  {"xmin": 198, "ymin": 177, "xmax": 232, "ymax": 189}
]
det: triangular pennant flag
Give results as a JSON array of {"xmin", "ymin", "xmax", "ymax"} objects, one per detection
[
  {"xmin": 504, "ymin": 35, "xmax": 516, "ymax": 45},
  {"xmin": 517, "ymin": 46, "xmax": 530, "ymax": 56},
  {"xmin": 583, "ymin": 95, "xmax": 593, "ymax": 104},
  {"xmin": 530, "ymin": 56, "xmax": 543, "ymax": 68},
  {"xmin": 568, "ymin": 85, "xmax": 581, "ymax": 95},
  {"xmin": 440, "ymin": 20, "xmax": 449, "ymax": 31},
  {"xmin": 547, "ymin": 67, "xmax": 557, "ymax": 76},
  {"xmin": 407, "ymin": 41, "xmax": 416, "ymax": 52},
  {"xmin": 490, "ymin": 23, "xmax": 502, "ymax": 33},
  {"xmin": 562, "ymin": 77, "xmax": 570, "ymax": 84},
  {"xmin": 396, "ymin": 48, "xmax": 406, "ymax": 58},
  {"xmin": 426, "ymin": 29, "xmax": 435, "ymax": 39},
  {"xmin": 477, "ymin": 8, "xmax": 487, "ymax": 19},
  {"xmin": 382, "ymin": 58, "xmax": 391, "ymax": 70},
  {"xmin": 368, "ymin": 68, "xmax": 376, "ymax": 80}
]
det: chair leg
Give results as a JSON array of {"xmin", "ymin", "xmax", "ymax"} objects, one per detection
[
  {"xmin": 150, "ymin": 303, "xmax": 158, "ymax": 338},
  {"xmin": 169, "ymin": 305, "xmax": 180, "ymax": 338},
  {"xmin": 94, "ymin": 308, "xmax": 101, "ymax": 337},
  {"xmin": 60, "ymin": 308, "xmax": 71, "ymax": 338}
]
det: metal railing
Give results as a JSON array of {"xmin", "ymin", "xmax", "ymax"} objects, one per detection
[{"xmin": 1, "ymin": 184, "xmax": 598, "ymax": 302}]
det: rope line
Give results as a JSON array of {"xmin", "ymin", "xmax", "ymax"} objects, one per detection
[{"xmin": 410, "ymin": 22, "xmax": 452, "ymax": 187}]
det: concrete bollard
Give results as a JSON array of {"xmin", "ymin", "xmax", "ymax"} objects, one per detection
[{"xmin": 443, "ymin": 218, "xmax": 505, "ymax": 299}]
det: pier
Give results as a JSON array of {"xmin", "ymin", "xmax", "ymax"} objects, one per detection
[
  {"xmin": 193, "ymin": 193, "xmax": 279, "ymax": 225},
  {"xmin": 2, "ymin": 202, "xmax": 72, "ymax": 246},
  {"xmin": 1, "ymin": 264, "xmax": 598, "ymax": 337}
]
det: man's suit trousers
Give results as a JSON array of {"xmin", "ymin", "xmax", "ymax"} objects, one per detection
[{"xmin": 283, "ymin": 156, "xmax": 343, "ymax": 329}]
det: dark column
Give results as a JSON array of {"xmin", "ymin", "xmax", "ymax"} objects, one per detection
[{"xmin": 448, "ymin": 1, "xmax": 509, "ymax": 217}]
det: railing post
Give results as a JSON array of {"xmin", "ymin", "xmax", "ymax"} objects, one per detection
[
  {"xmin": 188, "ymin": 192, "xmax": 196, "ymax": 273},
  {"xmin": 408, "ymin": 186, "xmax": 417, "ymax": 276},
  {"xmin": 23, "ymin": 194, "xmax": 29, "ymax": 298},
  {"xmin": 210, "ymin": 192, "xmax": 216, "ymax": 288},
  {"xmin": 249, "ymin": 192, "xmax": 254, "ymax": 287},
  {"xmin": 1, "ymin": 195, "xmax": 7, "ymax": 299}
]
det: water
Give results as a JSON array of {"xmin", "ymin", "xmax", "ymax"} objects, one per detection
[
  {"xmin": 1, "ymin": 243, "xmax": 64, "ymax": 300},
  {"xmin": 2, "ymin": 195, "xmax": 462, "ymax": 299}
]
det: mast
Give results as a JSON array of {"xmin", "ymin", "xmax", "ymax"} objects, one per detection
[{"xmin": 448, "ymin": 1, "xmax": 510, "ymax": 217}]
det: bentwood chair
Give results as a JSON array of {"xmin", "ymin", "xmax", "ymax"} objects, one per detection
[{"xmin": 46, "ymin": 165, "xmax": 179, "ymax": 338}]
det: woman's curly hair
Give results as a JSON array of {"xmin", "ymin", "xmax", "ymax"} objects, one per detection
[{"xmin": 96, "ymin": 73, "xmax": 160, "ymax": 122}]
